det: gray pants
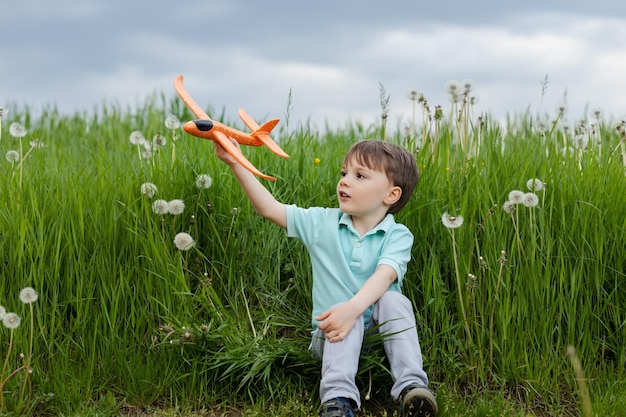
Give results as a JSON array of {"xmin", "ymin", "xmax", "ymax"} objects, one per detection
[{"xmin": 310, "ymin": 291, "xmax": 429, "ymax": 409}]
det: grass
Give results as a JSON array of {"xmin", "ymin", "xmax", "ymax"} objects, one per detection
[{"xmin": 0, "ymin": 85, "xmax": 625, "ymax": 416}]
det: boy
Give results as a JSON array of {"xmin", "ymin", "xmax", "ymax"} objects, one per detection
[{"xmin": 214, "ymin": 138, "xmax": 437, "ymax": 417}]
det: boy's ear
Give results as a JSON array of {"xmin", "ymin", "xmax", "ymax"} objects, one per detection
[{"xmin": 384, "ymin": 186, "xmax": 402, "ymax": 206}]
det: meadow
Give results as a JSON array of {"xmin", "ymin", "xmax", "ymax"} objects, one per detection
[{"xmin": 1, "ymin": 82, "xmax": 625, "ymax": 416}]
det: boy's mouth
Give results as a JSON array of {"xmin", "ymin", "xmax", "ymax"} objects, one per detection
[{"xmin": 338, "ymin": 191, "xmax": 350, "ymax": 199}]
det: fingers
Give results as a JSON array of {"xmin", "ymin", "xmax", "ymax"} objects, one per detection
[{"xmin": 327, "ymin": 330, "xmax": 346, "ymax": 343}]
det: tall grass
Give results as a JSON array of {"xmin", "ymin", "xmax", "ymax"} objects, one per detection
[{"xmin": 0, "ymin": 90, "xmax": 625, "ymax": 416}]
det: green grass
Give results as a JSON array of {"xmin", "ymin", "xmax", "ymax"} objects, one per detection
[{"xmin": 0, "ymin": 91, "xmax": 625, "ymax": 416}]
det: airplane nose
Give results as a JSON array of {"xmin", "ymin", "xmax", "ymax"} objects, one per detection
[{"xmin": 194, "ymin": 119, "xmax": 214, "ymax": 131}]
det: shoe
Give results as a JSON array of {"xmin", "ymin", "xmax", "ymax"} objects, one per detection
[
  {"xmin": 318, "ymin": 397, "xmax": 355, "ymax": 417},
  {"xmin": 399, "ymin": 384, "xmax": 438, "ymax": 417}
]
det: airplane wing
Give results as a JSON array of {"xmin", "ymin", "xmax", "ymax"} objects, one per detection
[
  {"xmin": 212, "ymin": 130, "xmax": 277, "ymax": 181},
  {"xmin": 175, "ymin": 75, "xmax": 278, "ymax": 180},
  {"xmin": 174, "ymin": 75, "xmax": 212, "ymax": 120},
  {"xmin": 238, "ymin": 109, "xmax": 289, "ymax": 158}
]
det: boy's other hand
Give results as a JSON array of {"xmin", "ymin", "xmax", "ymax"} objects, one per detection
[{"xmin": 315, "ymin": 303, "xmax": 360, "ymax": 343}]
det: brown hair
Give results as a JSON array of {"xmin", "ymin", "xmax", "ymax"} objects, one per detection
[{"xmin": 342, "ymin": 140, "xmax": 419, "ymax": 214}]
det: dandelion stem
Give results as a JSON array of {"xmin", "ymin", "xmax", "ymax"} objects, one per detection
[
  {"xmin": 0, "ymin": 365, "xmax": 29, "ymax": 407},
  {"xmin": 451, "ymin": 229, "xmax": 473, "ymax": 348},
  {"xmin": 0, "ymin": 331, "xmax": 15, "ymax": 408},
  {"xmin": 18, "ymin": 304, "xmax": 35, "ymax": 406}
]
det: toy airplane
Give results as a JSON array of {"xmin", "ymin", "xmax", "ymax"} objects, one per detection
[{"xmin": 174, "ymin": 75, "xmax": 288, "ymax": 180}]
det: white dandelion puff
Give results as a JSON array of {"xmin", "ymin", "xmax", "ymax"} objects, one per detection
[
  {"xmin": 0, "ymin": 305, "xmax": 6, "ymax": 320},
  {"xmin": 6, "ymin": 150, "xmax": 20, "ymax": 163},
  {"xmin": 442, "ymin": 212, "xmax": 464, "ymax": 229},
  {"xmin": 168, "ymin": 199, "xmax": 185, "ymax": 215},
  {"xmin": 522, "ymin": 192, "xmax": 539, "ymax": 207},
  {"xmin": 195, "ymin": 174, "xmax": 213, "ymax": 189},
  {"xmin": 29, "ymin": 138, "xmax": 44, "ymax": 148},
  {"xmin": 165, "ymin": 115, "xmax": 180, "ymax": 130},
  {"xmin": 19, "ymin": 287, "xmax": 38, "ymax": 304},
  {"xmin": 130, "ymin": 130, "xmax": 146, "ymax": 145},
  {"xmin": 526, "ymin": 178, "xmax": 544, "ymax": 192},
  {"xmin": 173, "ymin": 232, "xmax": 195, "ymax": 251},
  {"xmin": 508, "ymin": 190, "xmax": 525, "ymax": 204},
  {"xmin": 10, "ymin": 122, "xmax": 27, "ymax": 138},
  {"xmin": 444, "ymin": 80, "xmax": 462, "ymax": 96},
  {"xmin": 502, "ymin": 201, "xmax": 516, "ymax": 213},
  {"xmin": 152, "ymin": 199, "xmax": 170, "ymax": 215},
  {"xmin": 3, "ymin": 312, "xmax": 21, "ymax": 329},
  {"xmin": 461, "ymin": 79, "xmax": 473, "ymax": 94},
  {"xmin": 141, "ymin": 182, "xmax": 158, "ymax": 199},
  {"xmin": 152, "ymin": 133, "xmax": 167, "ymax": 148}
]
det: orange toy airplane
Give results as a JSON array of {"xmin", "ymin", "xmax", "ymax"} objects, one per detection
[{"xmin": 174, "ymin": 75, "xmax": 288, "ymax": 180}]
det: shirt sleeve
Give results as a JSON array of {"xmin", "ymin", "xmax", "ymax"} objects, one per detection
[{"xmin": 377, "ymin": 225, "xmax": 413, "ymax": 285}]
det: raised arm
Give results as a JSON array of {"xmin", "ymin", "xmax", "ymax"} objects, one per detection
[{"xmin": 214, "ymin": 139, "xmax": 287, "ymax": 228}]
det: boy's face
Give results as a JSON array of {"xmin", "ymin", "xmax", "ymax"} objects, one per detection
[{"xmin": 336, "ymin": 159, "xmax": 400, "ymax": 218}]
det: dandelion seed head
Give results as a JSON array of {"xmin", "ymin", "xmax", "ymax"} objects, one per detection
[
  {"xmin": 168, "ymin": 199, "xmax": 185, "ymax": 215},
  {"xmin": 173, "ymin": 232, "xmax": 195, "ymax": 251},
  {"xmin": 152, "ymin": 199, "xmax": 169, "ymax": 215},
  {"xmin": 141, "ymin": 182, "xmax": 157, "ymax": 199},
  {"xmin": 165, "ymin": 114, "xmax": 181, "ymax": 130},
  {"xmin": 0, "ymin": 306, "xmax": 5, "ymax": 320},
  {"xmin": 19, "ymin": 287, "xmax": 38, "ymax": 304},
  {"xmin": 502, "ymin": 201, "xmax": 516, "ymax": 213},
  {"xmin": 508, "ymin": 190, "xmax": 524, "ymax": 204},
  {"xmin": 29, "ymin": 139, "xmax": 44, "ymax": 148},
  {"xmin": 6, "ymin": 150, "xmax": 20, "ymax": 163},
  {"xmin": 526, "ymin": 178, "xmax": 544, "ymax": 192},
  {"xmin": 231, "ymin": 207, "xmax": 239, "ymax": 216},
  {"xmin": 407, "ymin": 90, "xmax": 419, "ymax": 101},
  {"xmin": 195, "ymin": 174, "xmax": 213, "ymax": 189},
  {"xmin": 461, "ymin": 79, "xmax": 473, "ymax": 93},
  {"xmin": 153, "ymin": 133, "xmax": 166, "ymax": 148},
  {"xmin": 444, "ymin": 80, "xmax": 462, "ymax": 95},
  {"xmin": 9, "ymin": 122, "xmax": 27, "ymax": 138},
  {"xmin": 442, "ymin": 212, "xmax": 464, "ymax": 229},
  {"xmin": 3, "ymin": 312, "xmax": 21, "ymax": 329},
  {"xmin": 129, "ymin": 130, "xmax": 146, "ymax": 145},
  {"xmin": 522, "ymin": 192, "xmax": 539, "ymax": 207},
  {"xmin": 592, "ymin": 108, "xmax": 602, "ymax": 120}
]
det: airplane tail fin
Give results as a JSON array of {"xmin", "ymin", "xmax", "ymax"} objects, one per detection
[{"xmin": 238, "ymin": 109, "xmax": 289, "ymax": 158}]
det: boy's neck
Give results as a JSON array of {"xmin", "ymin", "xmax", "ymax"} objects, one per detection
[{"xmin": 350, "ymin": 211, "xmax": 388, "ymax": 236}]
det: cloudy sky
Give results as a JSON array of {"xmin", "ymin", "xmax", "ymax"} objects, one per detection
[{"xmin": 2, "ymin": 0, "xmax": 625, "ymax": 132}]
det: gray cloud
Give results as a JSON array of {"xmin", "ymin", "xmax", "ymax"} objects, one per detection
[{"xmin": 2, "ymin": 1, "xmax": 626, "ymax": 131}]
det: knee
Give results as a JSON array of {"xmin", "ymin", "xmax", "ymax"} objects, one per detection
[
  {"xmin": 378, "ymin": 291, "xmax": 409, "ymax": 308},
  {"xmin": 374, "ymin": 291, "xmax": 415, "ymax": 322}
]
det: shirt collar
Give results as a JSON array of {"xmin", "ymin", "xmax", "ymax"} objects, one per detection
[{"xmin": 339, "ymin": 212, "xmax": 395, "ymax": 235}]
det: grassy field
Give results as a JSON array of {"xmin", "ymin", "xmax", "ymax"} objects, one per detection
[{"xmin": 1, "ymin": 85, "xmax": 625, "ymax": 416}]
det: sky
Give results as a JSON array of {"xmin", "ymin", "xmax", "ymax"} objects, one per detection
[{"xmin": 2, "ymin": 0, "xmax": 626, "ymax": 133}]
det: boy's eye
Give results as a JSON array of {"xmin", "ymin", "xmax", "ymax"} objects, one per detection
[
  {"xmin": 356, "ymin": 173, "xmax": 365, "ymax": 179},
  {"xmin": 340, "ymin": 171, "xmax": 347, "ymax": 177}
]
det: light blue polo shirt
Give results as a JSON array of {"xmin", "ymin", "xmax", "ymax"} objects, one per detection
[{"xmin": 285, "ymin": 205, "xmax": 413, "ymax": 331}]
